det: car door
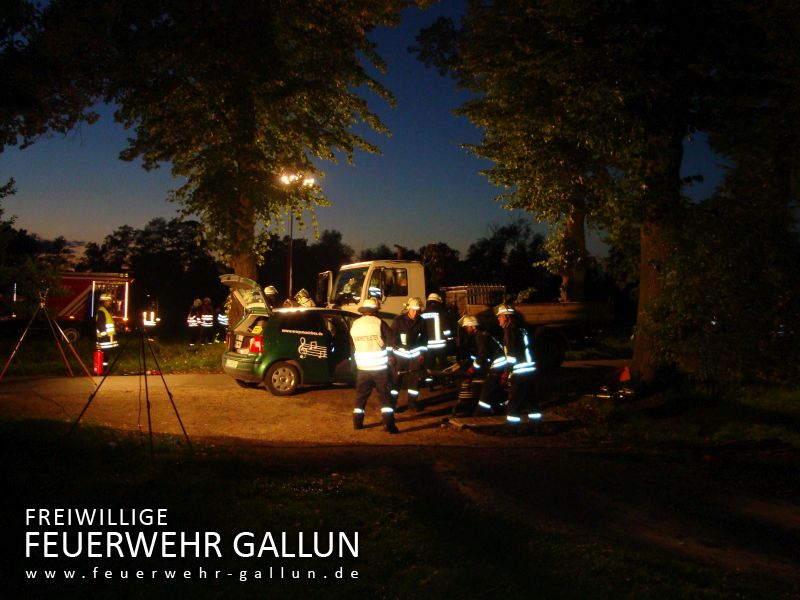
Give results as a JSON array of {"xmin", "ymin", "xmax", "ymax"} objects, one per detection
[
  {"xmin": 275, "ymin": 311, "xmax": 330, "ymax": 384},
  {"xmin": 321, "ymin": 312, "xmax": 355, "ymax": 383}
]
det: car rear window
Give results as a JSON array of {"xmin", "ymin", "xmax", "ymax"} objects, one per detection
[{"xmin": 277, "ymin": 311, "xmax": 324, "ymax": 335}]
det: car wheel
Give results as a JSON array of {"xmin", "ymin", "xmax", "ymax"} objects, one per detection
[
  {"xmin": 265, "ymin": 362, "xmax": 299, "ymax": 396},
  {"xmin": 235, "ymin": 379, "xmax": 259, "ymax": 389},
  {"xmin": 63, "ymin": 327, "xmax": 80, "ymax": 343}
]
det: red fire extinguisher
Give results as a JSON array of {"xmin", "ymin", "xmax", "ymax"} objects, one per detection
[{"xmin": 93, "ymin": 351, "xmax": 104, "ymax": 376}]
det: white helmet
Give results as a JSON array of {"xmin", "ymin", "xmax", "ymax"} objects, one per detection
[
  {"xmin": 426, "ymin": 292, "xmax": 442, "ymax": 303},
  {"xmin": 460, "ymin": 316, "xmax": 479, "ymax": 328},
  {"xmin": 406, "ymin": 296, "xmax": 423, "ymax": 311},
  {"xmin": 494, "ymin": 303, "xmax": 515, "ymax": 316},
  {"xmin": 99, "ymin": 293, "xmax": 113, "ymax": 302},
  {"xmin": 264, "ymin": 285, "xmax": 278, "ymax": 296},
  {"xmin": 358, "ymin": 297, "xmax": 381, "ymax": 313}
]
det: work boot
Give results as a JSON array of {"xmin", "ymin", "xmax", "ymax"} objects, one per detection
[
  {"xmin": 353, "ymin": 412, "xmax": 364, "ymax": 430},
  {"xmin": 506, "ymin": 414, "xmax": 522, "ymax": 435},
  {"xmin": 382, "ymin": 412, "xmax": 399, "ymax": 434}
]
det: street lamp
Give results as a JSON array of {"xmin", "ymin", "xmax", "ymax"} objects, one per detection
[{"xmin": 279, "ymin": 173, "xmax": 315, "ymax": 299}]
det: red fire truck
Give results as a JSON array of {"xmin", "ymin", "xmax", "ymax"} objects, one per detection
[{"xmin": 48, "ymin": 271, "xmax": 133, "ymax": 342}]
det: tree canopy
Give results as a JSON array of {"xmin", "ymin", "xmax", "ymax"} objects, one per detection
[
  {"xmin": 2, "ymin": 0, "xmax": 429, "ymax": 278},
  {"xmin": 415, "ymin": 0, "xmax": 800, "ymax": 382}
]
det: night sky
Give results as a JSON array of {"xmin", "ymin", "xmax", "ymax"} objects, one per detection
[{"xmin": 0, "ymin": 0, "xmax": 724, "ymax": 258}]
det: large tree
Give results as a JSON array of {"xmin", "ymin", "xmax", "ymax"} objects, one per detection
[
  {"xmin": 415, "ymin": 0, "xmax": 800, "ymax": 382},
  {"xmin": 1, "ymin": 0, "xmax": 100, "ymax": 150},
  {"xmin": 2, "ymin": 0, "xmax": 427, "ymax": 279}
]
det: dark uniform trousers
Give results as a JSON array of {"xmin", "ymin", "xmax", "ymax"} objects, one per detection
[
  {"xmin": 392, "ymin": 357, "xmax": 422, "ymax": 410},
  {"xmin": 506, "ymin": 371, "xmax": 536, "ymax": 420},
  {"xmin": 353, "ymin": 368, "xmax": 394, "ymax": 428}
]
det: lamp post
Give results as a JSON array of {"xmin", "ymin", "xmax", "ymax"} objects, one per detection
[{"xmin": 279, "ymin": 174, "xmax": 315, "ymax": 300}]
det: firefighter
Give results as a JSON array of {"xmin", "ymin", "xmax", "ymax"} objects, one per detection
[
  {"xmin": 390, "ymin": 296, "xmax": 427, "ymax": 412},
  {"xmin": 263, "ymin": 285, "xmax": 280, "ymax": 309},
  {"xmin": 199, "ymin": 297, "xmax": 215, "ymax": 344},
  {"xmin": 349, "ymin": 297, "xmax": 398, "ymax": 434},
  {"xmin": 187, "ymin": 298, "xmax": 202, "ymax": 346},
  {"xmin": 422, "ymin": 292, "xmax": 453, "ymax": 387},
  {"xmin": 141, "ymin": 296, "xmax": 159, "ymax": 329},
  {"xmin": 453, "ymin": 315, "xmax": 493, "ymax": 415},
  {"xmin": 95, "ymin": 293, "xmax": 118, "ymax": 374},
  {"xmin": 474, "ymin": 303, "xmax": 540, "ymax": 428},
  {"xmin": 216, "ymin": 296, "xmax": 230, "ymax": 332},
  {"xmin": 294, "ymin": 288, "xmax": 316, "ymax": 307}
]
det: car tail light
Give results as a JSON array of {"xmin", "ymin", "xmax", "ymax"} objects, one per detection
[{"xmin": 248, "ymin": 335, "xmax": 263, "ymax": 353}]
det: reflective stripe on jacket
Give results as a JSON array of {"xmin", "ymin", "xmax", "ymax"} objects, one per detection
[
  {"xmin": 351, "ymin": 314, "xmax": 391, "ymax": 371},
  {"xmin": 391, "ymin": 313, "xmax": 427, "ymax": 360},
  {"xmin": 504, "ymin": 325, "xmax": 536, "ymax": 376},
  {"xmin": 96, "ymin": 306, "xmax": 118, "ymax": 349}
]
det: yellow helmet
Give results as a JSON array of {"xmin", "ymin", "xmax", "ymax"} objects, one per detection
[
  {"xmin": 494, "ymin": 303, "xmax": 515, "ymax": 316},
  {"xmin": 358, "ymin": 297, "xmax": 381, "ymax": 313},
  {"xmin": 406, "ymin": 297, "xmax": 423, "ymax": 311},
  {"xmin": 460, "ymin": 316, "xmax": 479, "ymax": 328}
]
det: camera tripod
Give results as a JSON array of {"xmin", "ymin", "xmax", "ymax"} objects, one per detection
[
  {"xmin": 0, "ymin": 289, "xmax": 94, "ymax": 382},
  {"xmin": 68, "ymin": 325, "xmax": 193, "ymax": 457}
]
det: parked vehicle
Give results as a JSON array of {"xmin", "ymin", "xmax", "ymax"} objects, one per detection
[
  {"xmin": 220, "ymin": 274, "xmax": 357, "ymax": 395},
  {"xmin": 317, "ymin": 260, "xmax": 615, "ymax": 369},
  {"xmin": 1, "ymin": 271, "xmax": 132, "ymax": 342},
  {"xmin": 316, "ymin": 260, "xmax": 425, "ymax": 317}
]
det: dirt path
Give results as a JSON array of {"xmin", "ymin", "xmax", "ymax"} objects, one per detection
[{"xmin": 1, "ymin": 368, "xmax": 798, "ymax": 590}]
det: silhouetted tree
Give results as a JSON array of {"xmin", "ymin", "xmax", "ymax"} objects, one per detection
[
  {"xmin": 414, "ymin": 0, "xmax": 800, "ymax": 382},
  {"xmin": 358, "ymin": 244, "xmax": 395, "ymax": 261},
  {"xmin": 2, "ymin": 0, "xmax": 428, "ymax": 280}
]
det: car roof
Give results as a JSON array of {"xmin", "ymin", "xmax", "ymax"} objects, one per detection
[{"xmin": 273, "ymin": 307, "xmax": 351, "ymax": 316}]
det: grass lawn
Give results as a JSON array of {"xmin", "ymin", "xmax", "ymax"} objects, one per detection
[
  {"xmin": 2, "ymin": 419, "xmax": 798, "ymax": 600},
  {"xmin": 0, "ymin": 331, "xmax": 225, "ymax": 377}
]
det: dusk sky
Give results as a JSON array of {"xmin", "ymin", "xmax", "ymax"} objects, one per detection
[{"xmin": 0, "ymin": 0, "xmax": 723, "ymax": 258}]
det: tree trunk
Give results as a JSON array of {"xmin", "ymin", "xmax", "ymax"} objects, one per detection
[
  {"xmin": 229, "ymin": 183, "xmax": 258, "ymax": 280},
  {"xmin": 631, "ymin": 218, "xmax": 670, "ymax": 382},
  {"xmin": 631, "ymin": 134, "xmax": 684, "ymax": 383},
  {"xmin": 229, "ymin": 252, "xmax": 257, "ymax": 281},
  {"xmin": 226, "ymin": 187, "xmax": 258, "ymax": 326},
  {"xmin": 560, "ymin": 204, "xmax": 587, "ymax": 302}
]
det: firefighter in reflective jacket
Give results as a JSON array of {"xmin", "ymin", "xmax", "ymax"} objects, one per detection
[
  {"xmin": 390, "ymin": 296, "xmax": 428, "ymax": 412},
  {"xmin": 422, "ymin": 292, "xmax": 453, "ymax": 385},
  {"xmin": 350, "ymin": 298, "xmax": 398, "ymax": 434},
  {"xmin": 187, "ymin": 298, "xmax": 202, "ymax": 345},
  {"xmin": 474, "ymin": 303, "xmax": 540, "ymax": 427},
  {"xmin": 95, "ymin": 293, "xmax": 118, "ymax": 373},
  {"xmin": 453, "ymin": 315, "xmax": 494, "ymax": 415},
  {"xmin": 198, "ymin": 297, "xmax": 215, "ymax": 344}
]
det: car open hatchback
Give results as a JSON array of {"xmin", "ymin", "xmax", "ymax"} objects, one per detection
[{"xmin": 220, "ymin": 274, "xmax": 356, "ymax": 395}]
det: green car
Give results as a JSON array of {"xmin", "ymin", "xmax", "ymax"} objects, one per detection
[{"xmin": 220, "ymin": 275, "xmax": 357, "ymax": 395}]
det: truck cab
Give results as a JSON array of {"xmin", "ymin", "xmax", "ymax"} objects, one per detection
[{"xmin": 317, "ymin": 260, "xmax": 425, "ymax": 317}]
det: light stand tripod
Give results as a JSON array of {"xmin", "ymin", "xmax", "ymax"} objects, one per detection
[
  {"xmin": 0, "ymin": 289, "xmax": 95, "ymax": 382},
  {"xmin": 68, "ymin": 320, "xmax": 193, "ymax": 457}
]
